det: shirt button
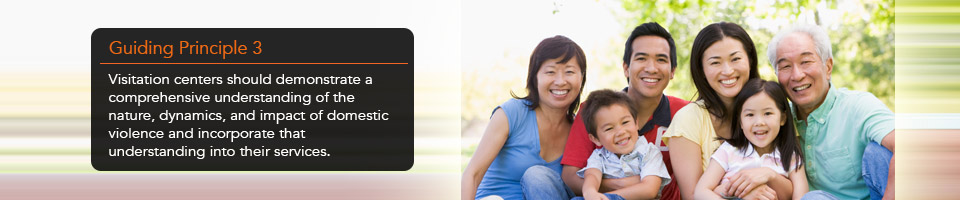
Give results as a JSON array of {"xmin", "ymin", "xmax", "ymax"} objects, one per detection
[{"xmin": 806, "ymin": 145, "xmax": 811, "ymax": 149}]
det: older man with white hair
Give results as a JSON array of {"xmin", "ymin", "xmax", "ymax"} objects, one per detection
[{"xmin": 767, "ymin": 24, "xmax": 895, "ymax": 200}]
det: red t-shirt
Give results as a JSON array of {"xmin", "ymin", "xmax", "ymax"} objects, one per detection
[{"xmin": 562, "ymin": 92, "xmax": 688, "ymax": 200}]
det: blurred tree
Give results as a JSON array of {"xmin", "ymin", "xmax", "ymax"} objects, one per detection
[
  {"xmin": 615, "ymin": 0, "xmax": 894, "ymax": 111},
  {"xmin": 460, "ymin": 0, "xmax": 894, "ymax": 169},
  {"xmin": 460, "ymin": 0, "xmax": 894, "ymax": 130}
]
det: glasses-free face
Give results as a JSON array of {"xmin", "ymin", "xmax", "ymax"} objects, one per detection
[
  {"xmin": 703, "ymin": 37, "xmax": 751, "ymax": 103},
  {"xmin": 588, "ymin": 104, "xmax": 639, "ymax": 155},
  {"xmin": 624, "ymin": 36, "xmax": 674, "ymax": 99},
  {"xmin": 536, "ymin": 56, "xmax": 583, "ymax": 111},
  {"xmin": 739, "ymin": 92, "xmax": 786, "ymax": 155},
  {"xmin": 774, "ymin": 32, "xmax": 833, "ymax": 114}
]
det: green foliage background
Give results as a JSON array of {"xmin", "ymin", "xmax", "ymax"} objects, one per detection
[
  {"xmin": 614, "ymin": 0, "xmax": 894, "ymax": 110},
  {"xmin": 461, "ymin": 0, "xmax": 894, "ymax": 127}
]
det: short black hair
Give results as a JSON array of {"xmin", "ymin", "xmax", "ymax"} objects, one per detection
[
  {"xmin": 511, "ymin": 35, "xmax": 587, "ymax": 123},
  {"xmin": 580, "ymin": 89, "xmax": 637, "ymax": 137},
  {"xmin": 623, "ymin": 22, "xmax": 678, "ymax": 70}
]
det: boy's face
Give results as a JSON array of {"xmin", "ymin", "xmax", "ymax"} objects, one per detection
[{"xmin": 588, "ymin": 104, "xmax": 639, "ymax": 155}]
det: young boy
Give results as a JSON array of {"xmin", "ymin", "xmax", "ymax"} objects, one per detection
[{"xmin": 575, "ymin": 89, "xmax": 671, "ymax": 200}]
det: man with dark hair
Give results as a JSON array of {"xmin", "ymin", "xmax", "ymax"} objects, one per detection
[{"xmin": 562, "ymin": 22, "xmax": 688, "ymax": 200}]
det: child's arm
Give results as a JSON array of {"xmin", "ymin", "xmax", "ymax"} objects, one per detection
[
  {"xmin": 727, "ymin": 167, "xmax": 793, "ymax": 199},
  {"xmin": 694, "ymin": 160, "xmax": 726, "ymax": 200},
  {"xmin": 582, "ymin": 168, "xmax": 608, "ymax": 200},
  {"xmin": 609, "ymin": 142, "xmax": 671, "ymax": 200},
  {"xmin": 607, "ymin": 175, "xmax": 660, "ymax": 200},
  {"xmin": 565, "ymin": 164, "xmax": 644, "ymax": 194},
  {"xmin": 790, "ymin": 166, "xmax": 809, "ymax": 200}
]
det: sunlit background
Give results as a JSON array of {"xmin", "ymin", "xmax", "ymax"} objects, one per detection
[
  {"xmin": 463, "ymin": 0, "xmax": 893, "ymax": 138},
  {"xmin": 462, "ymin": 0, "xmax": 959, "ymax": 199},
  {"xmin": 463, "ymin": 0, "xmax": 893, "ymax": 165},
  {"xmin": 0, "ymin": 0, "xmax": 957, "ymax": 199},
  {"xmin": 0, "ymin": 0, "xmax": 461, "ymax": 199}
]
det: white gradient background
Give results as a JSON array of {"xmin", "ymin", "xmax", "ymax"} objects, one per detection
[{"xmin": 0, "ymin": 0, "xmax": 461, "ymax": 199}]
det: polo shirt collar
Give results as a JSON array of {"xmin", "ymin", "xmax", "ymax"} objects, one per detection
[
  {"xmin": 622, "ymin": 87, "xmax": 672, "ymax": 135},
  {"xmin": 600, "ymin": 139, "xmax": 644, "ymax": 160},
  {"xmin": 793, "ymin": 85, "xmax": 837, "ymax": 125}
]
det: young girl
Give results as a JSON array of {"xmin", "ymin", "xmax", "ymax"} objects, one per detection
[{"xmin": 694, "ymin": 79, "xmax": 808, "ymax": 200}]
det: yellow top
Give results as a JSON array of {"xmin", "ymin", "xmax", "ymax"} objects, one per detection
[{"xmin": 662, "ymin": 100, "xmax": 724, "ymax": 171}]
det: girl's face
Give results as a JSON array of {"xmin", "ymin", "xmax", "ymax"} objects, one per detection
[
  {"xmin": 703, "ymin": 37, "xmax": 751, "ymax": 102},
  {"xmin": 739, "ymin": 92, "xmax": 786, "ymax": 155},
  {"xmin": 537, "ymin": 56, "xmax": 583, "ymax": 111}
]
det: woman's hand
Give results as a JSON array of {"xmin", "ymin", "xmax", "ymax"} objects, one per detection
[
  {"xmin": 713, "ymin": 180, "xmax": 731, "ymax": 197},
  {"xmin": 741, "ymin": 184, "xmax": 777, "ymax": 200},
  {"xmin": 727, "ymin": 167, "xmax": 777, "ymax": 197}
]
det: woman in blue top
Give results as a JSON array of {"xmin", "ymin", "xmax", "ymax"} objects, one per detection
[{"xmin": 462, "ymin": 35, "xmax": 587, "ymax": 200}]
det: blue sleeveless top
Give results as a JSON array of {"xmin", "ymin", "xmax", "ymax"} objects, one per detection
[{"xmin": 475, "ymin": 99, "xmax": 564, "ymax": 199}]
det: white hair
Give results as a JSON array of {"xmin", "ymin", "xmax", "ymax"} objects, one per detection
[{"xmin": 766, "ymin": 24, "xmax": 833, "ymax": 75}]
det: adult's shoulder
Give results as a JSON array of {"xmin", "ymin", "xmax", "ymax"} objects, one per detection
[
  {"xmin": 839, "ymin": 88, "xmax": 885, "ymax": 101},
  {"xmin": 665, "ymin": 95, "xmax": 690, "ymax": 106},
  {"xmin": 674, "ymin": 100, "xmax": 708, "ymax": 118},
  {"xmin": 663, "ymin": 100, "xmax": 708, "ymax": 143},
  {"xmin": 665, "ymin": 95, "xmax": 691, "ymax": 116},
  {"xmin": 496, "ymin": 98, "xmax": 534, "ymax": 113},
  {"xmin": 835, "ymin": 88, "xmax": 882, "ymax": 101},
  {"xmin": 666, "ymin": 101, "xmax": 710, "ymax": 134},
  {"xmin": 832, "ymin": 88, "xmax": 894, "ymax": 142},
  {"xmin": 833, "ymin": 88, "xmax": 892, "ymax": 114},
  {"xmin": 499, "ymin": 98, "xmax": 532, "ymax": 110},
  {"xmin": 493, "ymin": 98, "xmax": 535, "ymax": 128}
]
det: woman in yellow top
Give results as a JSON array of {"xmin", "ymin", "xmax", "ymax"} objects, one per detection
[{"xmin": 663, "ymin": 22, "xmax": 794, "ymax": 200}]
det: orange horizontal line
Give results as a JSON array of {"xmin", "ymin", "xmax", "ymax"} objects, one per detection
[{"xmin": 99, "ymin": 63, "xmax": 408, "ymax": 65}]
